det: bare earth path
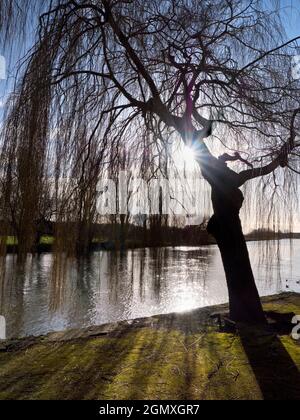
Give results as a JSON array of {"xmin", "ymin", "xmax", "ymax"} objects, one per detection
[{"xmin": 0, "ymin": 293, "xmax": 300, "ymax": 400}]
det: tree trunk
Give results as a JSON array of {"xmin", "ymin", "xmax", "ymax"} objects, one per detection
[{"xmin": 206, "ymin": 172, "xmax": 266, "ymax": 324}]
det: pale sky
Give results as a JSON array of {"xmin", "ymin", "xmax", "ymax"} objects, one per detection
[
  {"xmin": 0, "ymin": 0, "xmax": 300, "ymax": 231},
  {"xmin": 1, "ymin": 0, "xmax": 300, "ymax": 106}
]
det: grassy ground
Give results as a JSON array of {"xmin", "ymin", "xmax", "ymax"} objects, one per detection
[
  {"xmin": 5, "ymin": 236, "xmax": 54, "ymax": 246},
  {"xmin": 0, "ymin": 293, "xmax": 299, "ymax": 400}
]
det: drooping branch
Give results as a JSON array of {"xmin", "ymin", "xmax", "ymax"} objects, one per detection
[
  {"xmin": 235, "ymin": 35, "xmax": 300, "ymax": 80},
  {"xmin": 1, "ymin": 0, "xmax": 300, "ymax": 252},
  {"xmin": 238, "ymin": 108, "xmax": 300, "ymax": 186},
  {"xmin": 219, "ymin": 152, "xmax": 254, "ymax": 168},
  {"xmin": 102, "ymin": 0, "xmax": 160, "ymax": 101}
]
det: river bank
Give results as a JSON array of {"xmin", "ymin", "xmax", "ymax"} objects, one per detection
[
  {"xmin": 0, "ymin": 293, "xmax": 299, "ymax": 400},
  {"xmin": 5, "ymin": 233, "xmax": 300, "ymax": 254}
]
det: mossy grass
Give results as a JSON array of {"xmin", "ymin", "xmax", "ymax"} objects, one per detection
[{"xmin": 0, "ymin": 293, "xmax": 299, "ymax": 400}]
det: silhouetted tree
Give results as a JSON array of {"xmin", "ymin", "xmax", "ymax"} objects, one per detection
[{"xmin": 1, "ymin": 0, "xmax": 300, "ymax": 323}]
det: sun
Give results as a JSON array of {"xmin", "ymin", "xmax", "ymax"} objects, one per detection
[
  {"xmin": 182, "ymin": 145, "xmax": 196, "ymax": 163},
  {"xmin": 173, "ymin": 142, "xmax": 198, "ymax": 170}
]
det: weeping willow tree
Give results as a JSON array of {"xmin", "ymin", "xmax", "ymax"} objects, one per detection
[{"xmin": 1, "ymin": 0, "xmax": 300, "ymax": 323}]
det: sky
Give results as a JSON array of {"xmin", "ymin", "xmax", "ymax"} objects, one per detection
[
  {"xmin": 280, "ymin": 0, "xmax": 300, "ymax": 39},
  {"xmin": 0, "ymin": 0, "xmax": 300, "ymax": 231},
  {"xmin": 1, "ymin": 0, "xmax": 300, "ymax": 104}
]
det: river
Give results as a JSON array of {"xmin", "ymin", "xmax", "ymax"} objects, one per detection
[{"xmin": 1, "ymin": 240, "xmax": 299, "ymax": 338}]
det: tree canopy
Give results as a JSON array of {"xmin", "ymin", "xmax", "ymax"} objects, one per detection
[{"xmin": 0, "ymin": 0, "xmax": 300, "ymax": 255}]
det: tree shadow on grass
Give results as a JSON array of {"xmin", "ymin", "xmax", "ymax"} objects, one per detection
[{"xmin": 238, "ymin": 312, "xmax": 300, "ymax": 400}]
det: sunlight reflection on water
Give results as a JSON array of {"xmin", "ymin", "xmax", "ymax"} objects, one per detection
[{"xmin": 0, "ymin": 240, "xmax": 299, "ymax": 338}]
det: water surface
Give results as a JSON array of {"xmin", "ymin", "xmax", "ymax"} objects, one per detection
[{"xmin": 1, "ymin": 240, "xmax": 299, "ymax": 339}]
